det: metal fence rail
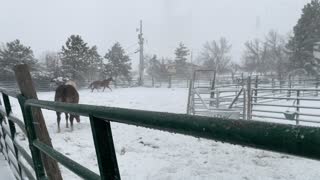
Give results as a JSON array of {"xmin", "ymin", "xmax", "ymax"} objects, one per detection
[
  {"xmin": 19, "ymin": 98, "xmax": 320, "ymax": 180},
  {"xmin": 2, "ymin": 79, "xmax": 320, "ymax": 179},
  {"xmin": 252, "ymin": 88, "xmax": 320, "ymax": 125}
]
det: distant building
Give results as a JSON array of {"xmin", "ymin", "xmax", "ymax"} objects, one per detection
[{"xmin": 165, "ymin": 62, "xmax": 201, "ymax": 78}]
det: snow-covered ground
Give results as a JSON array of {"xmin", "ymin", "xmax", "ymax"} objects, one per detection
[
  {"xmin": 7, "ymin": 87, "xmax": 320, "ymax": 179},
  {"xmin": 0, "ymin": 153, "xmax": 15, "ymax": 180}
]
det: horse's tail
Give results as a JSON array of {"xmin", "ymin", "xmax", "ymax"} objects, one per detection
[{"xmin": 88, "ymin": 83, "xmax": 93, "ymax": 88}]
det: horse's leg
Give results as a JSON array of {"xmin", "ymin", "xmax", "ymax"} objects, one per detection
[
  {"xmin": 65, "ymin": 113, "xmax": 69, "ymax": 128},
  {"xmin": 103, "ymin": 86, "xmax": 106, "ymax": 92},
  {"xmin": 70, "ymin": 115, "xmax": 74, "ymax": 131},
  {"xmin": 108, "ymin": 85, "xmax": 112, "ymax": 92},
  {"xmin": 56, "ymin": 112, "xmax": 61, "ymax": 133}
]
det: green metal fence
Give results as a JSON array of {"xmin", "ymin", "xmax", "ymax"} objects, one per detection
[
  {"xmin": 0, "ymin": 88, "xmax": 36, "ymax": 180},
  {"xmin": 2, "ymin": 87, "xmax": 320, "ymax": 179}
]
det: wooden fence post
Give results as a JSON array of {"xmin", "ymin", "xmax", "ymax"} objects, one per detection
[
  {"xmin": 288, "ymin": 75, "xmax": 292, "ymax": 98},
  {"xmin": 216, "ymin": 91, "xmax": 220, "ymax": 108},
  {"xmin": 247, "ymin": 76, "xmax": 252, "ymax": 120},
  {"xmin": 210, "ymin": 71, "xmax": 216, "ymax": 106},
  {"xmin": 272, "ymin": 78, "xmax": 275, "ymax": 93},
  {"xmin": 296, "ymin": 90, "xmax": 300, "ymax": 125},
  {"xmin": 243, "ymin": 86, "xmax": 246, "ymax": 120},
  {"xmin": 14, "ymin": 64, "xmax": 63, "ymax": 180},
  {"xmin": 316, "ymin": 76, "xmax": 319, "ymax": 97},
  {"xmin": 254, "ymin": 75, "xmax": 258, "ymax": 103}
]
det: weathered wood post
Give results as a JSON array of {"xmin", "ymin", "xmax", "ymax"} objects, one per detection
[
  {"xmin": 316, "ymin": 76, "xmax": 319, "ymax": 97},
  {"xmin": 254, "ymin": 75, "xmax": 258, "ymax": 103},
  {"xmin": 216, "ymin": 90, "xmax": 220, "ymax": 108},
  {"xmin": 242, "ymin": 74, "xmax": 247, "ymax": 120},
  {"xmin": 271, "ymin": 77, "xmax": 275, "ymax": 93},
  {"xmin": 14, "ymin": 64, "xmax": 63, "ymax": 180},
  {"xmin": 288, "ymin": 75, "xmax": 292, "ymax": 98},
  {"xmin": 210, "ymin": 71, "xmax": 216, "ymax": 106},
  {"xmin": 296, "ymin": 90, "xmax": 300, "ymax": 125},
  {"xmin": 247, "ymin": 76, "xmax": 252, "ymax": 120}
]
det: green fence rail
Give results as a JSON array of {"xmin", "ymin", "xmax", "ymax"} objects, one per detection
[
  {"xmin": 0, "ymin": 88, "xmax": 36, "ymax": 180},
  {"xmin": 2, "ymin": 87, "xmax": 320, "ymax": 179}
]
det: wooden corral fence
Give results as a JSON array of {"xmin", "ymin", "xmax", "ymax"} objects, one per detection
[
  {"xmin": 0, "ymin": 80, "xmax": 55, "ymax": 92},
  {"xmin": 2, "ymin": 66, "xmax": 320, "ymax": 180}
]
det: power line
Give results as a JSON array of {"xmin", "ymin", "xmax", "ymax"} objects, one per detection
[{"xmin": 124, "ymin": 42, "xmax": 139, "ymax": 51}]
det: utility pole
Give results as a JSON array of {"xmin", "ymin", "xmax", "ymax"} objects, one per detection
[{"xmin": 138, "ymin": 20, "xmax": 144, "ymax": 86}]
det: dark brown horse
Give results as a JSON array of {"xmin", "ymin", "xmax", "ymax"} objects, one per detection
[
  {"xmin": 54, "ymin": 84, "xmax": 80, "ymax": 132},
  {"xmin": 88, "ymin": 77, "xmax": 114, "ymax": 92}
]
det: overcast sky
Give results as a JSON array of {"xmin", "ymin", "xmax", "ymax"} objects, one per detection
[{"xmin": 0, "ymin": 0, "xmax": 311, "ymax": 70}]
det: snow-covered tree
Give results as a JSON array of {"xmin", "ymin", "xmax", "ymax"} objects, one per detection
[
  {"xmin": 60, "ymin": 35, "xmax": 101, "ymax": 83},
  {"xmin": 174, "ymin": 42, "xmax": 190, "ymax": 76},
  {"xmin": 199, "ymin": 37, "xmax": 232, "ymax": 73},
  {"xmin": 265, "ymin": 30, "xmax": 289, "ymax": 78},
  {"xmin": 145, "ymin": 55, "xmax": 163, "ymax": 86},
  {"xmin": 44, "ymin": 51, "xmax": 61, "ymax": 77},
  {"xmin": 287, "ymin": 0, "xmax": 320, "ymax": 70},
  {"xmin": 86, "ymin": 46, "xmax": 102, "ymax": 81},
  {"xmin": 174, "ymin": 42, "xmax": 190, "ymax": 65},
  {"xmin": 0, "ymin": 39, "xmax": 37, "ymax": 80},
  {"xmin": 103, "ymin": 42, "xmax": 132, "ymax": 83},
  {"xmin": 242, "ymin": 39, "xmax": 268, "ymax": 74}
]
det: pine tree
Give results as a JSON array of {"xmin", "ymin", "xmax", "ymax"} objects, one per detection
[
  {"xmin": 287, "ymin": 0, "xmax": 320, "ymax": 70},
  {"xmin": 60, "ymin": 35, "xmax": 101, "ymax": 83},
  {"xmin": 174, "ymin": 42, "xmax": 190, "ymax": 76},
  {"xmin": 87, "ymin": 46, "xmax": 102, "ymax": 81},
  {"xmin": 146, "ymin": 55, "xmax": 161, "ymax": 86},
  {"xmin": 104, "ymin": 42, "xmax": 132, "ymax": 83},
  {"xmin": 60, "ymin": 35, "xmax": 91, "ymax": 80},
  {"xmin": 44, "ymin": 52, "xmax": 61, "ymax": 77},
  {"xmin": 174, "ymin": 42, "xmax": 189, "ymax": 65},
  {"xmin": 0, "ymin": 39, "xmax": 37, "ymax": 79}
]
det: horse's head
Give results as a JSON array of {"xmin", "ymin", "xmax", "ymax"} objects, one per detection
[{"xmin": 109, "ymin": 77, "xmax": 114, "ymax": 82}]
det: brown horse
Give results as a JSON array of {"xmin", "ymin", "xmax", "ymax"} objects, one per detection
[
  {"xmin": 88, "ymin": 77, "xmax": 113, "ymax": 92},
  {"xmin": 54, "ymin": 84, "xmax": 80, "ymax": 132}
]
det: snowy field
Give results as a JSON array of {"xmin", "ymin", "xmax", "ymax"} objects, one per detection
[{"xmin": 7, "ymin": 87, "xmax": 320, "ymax": 180}]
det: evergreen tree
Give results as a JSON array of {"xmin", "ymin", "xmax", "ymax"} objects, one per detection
[
  {"xmin": 146, "ymin": 55, "xmax": 161, "ymax": 86},
  {"xmin": 60, "ymin": 35, "xmax": 91, "ymax": 80},
  {"xmin": 174, "ymin": 42, "xmax": 190, "ymax": 76},
  {"xmin": 104, "ymin": 42, "xmax": 132, "ymax": 83},
  {"xmin": 44, "ymin": 51, "xmax": 61, "ymax": 77},
  {"xmin": 87, "ymin": 46, "xmax": 102, "ymax": 81},
  {"xmin": 287, "ymin": 0, "xmax": 320, "ymax": 70},
  {"xmin": 174, "ymin": 42, "xmax": 190, "ymax": 65},
  {"xmin": 0, "ymin": 39, "xmax": 37, "ymax": 79}
]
